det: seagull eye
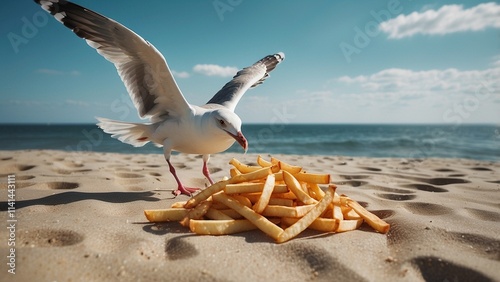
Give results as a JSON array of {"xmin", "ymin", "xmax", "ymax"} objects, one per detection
[{"xmin": 219, "ymin": 119, "xmax": 226, "ymax": 127}]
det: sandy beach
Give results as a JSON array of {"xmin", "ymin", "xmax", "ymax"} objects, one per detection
[{"xmin": 0, "ymin": 150, "xmax": 499, "ymax": 281}]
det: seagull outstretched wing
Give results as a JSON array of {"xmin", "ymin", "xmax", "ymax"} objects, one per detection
[
  {"xmin": 36, "ymin": 0, "xmax": 191, "ymax": 121},
  {"xmin": 206, "ymin": 52, "xmax": 285, "ymax": 112}
]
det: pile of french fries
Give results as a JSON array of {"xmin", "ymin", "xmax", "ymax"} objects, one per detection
[{"xmin": 144, "ymin": 156, "xmax": 390, "ymax": 243}]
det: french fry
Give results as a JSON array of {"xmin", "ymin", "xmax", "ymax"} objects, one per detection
[
  {"xmin": 333, "ymin": 204, "xmax": 344, "ymax": 221},
  {"xmin": 278, "ymin": 161, "xmax": 303, "ymax": 174},
  {"xmin": 277, "ymin": 185, "xmax": 336, "ymax": 243},
  {"xmin": 224, "ymin": 183, "xmax": 264, "ymax": 194},
  {"xmin": 230, "ymin": 168, "xmax": 241, "ymax": 177},
  {"xmin": 336, "ymin": 219, "xmax": 363, "ymax": 232},
  {"xmin": 180, "ymin": 200, "xmax": 212, "ymax": 227},
  {"xmin": 257, "ymin": 155, "xmax": 273, "ymax": 167},
  {"xmin": 229, "ymin": 158, "xmax": 262, "ymax": 173},
  {"xmin": 294, "ymin": 172, "xmax": 331, "ymax": 184},
  {"xmin": 205, "ymin": 208, "xmax": 234, "ymax": 220},
  {"xmin": 212, "ymin": 192, "xmax": 283, "ymax": 240},
  {"xmin": 261, "ymin": 205, "xmax": 315, "ymax": 218},
  {"xmin": 218, "ymin": 209, "xmax": 244, "ymax": 219},
  {"xmin": 308, "ymin": 183, "xmax": 325, "ymax": 201},
  {"xmin": 189, "ymin": 219, "xmax": 258, "ymax": 235},
  {"xmin": 344, "ymin": 208, "xmax": 362, "ymax": 220},
  {"xmin": 268, "ymin": 197, "xmax": 294, "ymax": 207},
  {"xmin": 253, "ymin": 174, "xmax": 276, "ymax": 213},
  {"xmin": 346, "ymin": 199, "xmax": 390, "ymax": 233},
  {"xmin": 282, "ymin": 217, "xmax": 339, "ymax": 232},
  {"xmin": 283, "ymin": 171, "xmax": 318, "ymax": 205},
  {"xmin": 144, "ymin": 208, "xmax": 189, "ymax": 222},
  {"xmin": 232, "ymin": 195, "xmax": 252, "ymax": 208},
  {"xmin": 170, "ymin": 201, "xmax": 187, "ymax": 208}
]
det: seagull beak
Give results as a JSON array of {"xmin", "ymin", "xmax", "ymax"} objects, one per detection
[{"xmin": 227, "ymin": 131, "xmax": 248, "ymax": 153}]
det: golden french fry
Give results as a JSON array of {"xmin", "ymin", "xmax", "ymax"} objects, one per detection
[
  {"xmin": 185, "ymin": 167, "xmax": 271, "ymax": 208},
  {"xmin": 253, "ymin": 174, "xmax": 276, "ymax": 213},
  {"xmin": 144, "ymin": 208, "xmax": 189, "ymax": 222},
  {"xmin": 346, "ymin": 199, "xmax": 390, "ymax": 233},
  {"xmin": 205, "ymin": 208, "xmax": 234, "ymax": 220},
  {"xmin": 278, "ymin": 161, "xmax": 302, "ymax": 174},
  {"xmin": 336, "ymin": 219, "xmax": 363, "ymax": 232},
  {"xmin": 230, "ymin": 168, "xmax": 241, "ymax": 177},
  {"xmin": 271, "ymin": 191, "xmax": 298, "ymax": 200},
  {"xmin": 170, "ymin": 201, "xmax": 187, "ymax": 208},
  {"xmin": 268, "ymin": 197, "xmax": 294, "ymax": 207},
  {"xmin": 282, "ymin": 217, "xmax": 339, "ymax": 232},
  {"xmin": 294, "ymin": 172, "xmax": 331, "ymax": 184},
  {"xmin": 218, "ymin": 209, "xmax": 244, "ymax": 219},
  {"xmin": 232, "ymin": 195, "xmax": 252, "ymax": 208},
  {"xmin": 212, "ymin": 192, "xmax": 283, "ymax": 240},
  {"xmin": 180, "ymin": 200, "xmax": 212, "ymax": 227},
  {"xmin": 277, "ymin": 185, "xmax": 336, "ymax": 243},
  {"xmin": 184, "ymin": 180, "xmax": 229, "ymax": 209},
  {"xmin": 261, "ymin": 205, "xmax": 315, "ymax": 218},
  {"xmin": 229, "ymin": 158, "xmax": 263, "ymax": 173},
  {"xmin": 283, "ymin": 171, "xmax": 318, "ymax": 205},
  {"xmin": 225, "ymin": 183, "xmax": 265, "ymax": 194},
  {"xmin": 333, "ymin": 204, "xmax": 344, "ymax": 221},
  {"xmin": 190, "ymin": 219, "xmax": 258, "ymax": 235},
  {"xmin": 344, "ymin": 208, "xmax": 362, "ymax": 220},
  {"xmin": 307, "ymin": 183, "xmax": 325, "ymax": 201},
  {"xmin": 257, "ymin": 155, "xmax": 273, "ymax": 167}
]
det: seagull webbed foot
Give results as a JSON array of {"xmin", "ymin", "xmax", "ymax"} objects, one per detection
[{"xmin": 172, "ymin": 185, "xmax": 200, "ymax": 197}]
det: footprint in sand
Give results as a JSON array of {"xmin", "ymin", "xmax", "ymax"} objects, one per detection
[
  {"xmin": 376, "ymin": 193, "xmax": 417, "ymax": 201},
  {"xmin": 284, "ymin": 242, "xmax": 366, "ymax": 281},
  {"xmin": 42, "ymin": 182, "xmax": 80, "ymax": 189},
  {"xmin": 402, "ymin": 183, "xmax": 448, "ymax": 193},
  {"xmin": 404, "ymin": 202, "xmax": 453, "ymax": 216},
  {"xmin": 0, "ymin": 164, "xmax": 36, "ymax": 174},
  {"xmin": 115, "ymin": 172, "xmax": 146, "ymax": 185},
  {"xmin": 464, "ymin": 208, "xmax": 500, "ymax": 222},
  {"xmin": 18, "ymin": 229, "xmax": 84, "ymax": 248},
  {"xmin": 165, "ymin": 236, "xmax": 199, "ymax": 261},
  {"xmin": 449, "ymin": 232, "xmax": 500, "ymax": 261},
  {"xmin": 412, "ymin": 256, "xmax": 494, "ymax": 281}
]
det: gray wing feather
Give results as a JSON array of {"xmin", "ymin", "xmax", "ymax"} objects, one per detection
[{"xmin": 206, "ymin": 52, "xmax": 285, "ymax": 112}]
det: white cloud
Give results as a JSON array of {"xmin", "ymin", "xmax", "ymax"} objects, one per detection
[
  {"xmin": 337, "ymin": 66, "xmax": 499, "ymax": 100},
  {"xmin": 380, "ymin": 2, "xmax": 500, "ymax": 39},
  {"xmin": 193, "ymin": 64, "xmax": 238, "ymax": 77},
  {"xmin": 172, "ymin": 70, "xmax": 190, "ymax": 78}
]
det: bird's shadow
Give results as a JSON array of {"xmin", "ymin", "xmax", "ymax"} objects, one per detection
[{"xmin": 0, "ymin": 191, "xmax": 160, "ymax": 211}]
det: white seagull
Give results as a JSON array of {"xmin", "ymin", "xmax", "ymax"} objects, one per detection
[{"xmin": 36, "ymin": 0, "xmax": 285, "ymax": 196}]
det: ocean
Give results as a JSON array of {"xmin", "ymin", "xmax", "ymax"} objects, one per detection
[{"xmin": 0, "ymin": 124, "xmax": 498, "ymax": 161}]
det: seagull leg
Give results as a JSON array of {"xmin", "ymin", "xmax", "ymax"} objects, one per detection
[
  {"xmin": 202, "ymin": 154, "xmax": 215, "ymax": 185},
  {"xmin": 164, "ymin": 146, "xmax": 200, "ymax": 197},
  {"xmin": 167, "ymin": 159, "xmax": 200, "ymax": 197}
]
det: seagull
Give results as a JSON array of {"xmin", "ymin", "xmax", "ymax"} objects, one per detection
[{"xmin": 36, "ymin": 0, "xmax": 285, "ymax": 196}]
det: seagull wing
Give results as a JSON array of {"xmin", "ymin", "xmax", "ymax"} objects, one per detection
[
  {"xmin": 206, "ymin": 52, "xmax": 285, "ymax": 112},
  {"xmin": 36, "ymin": 0, "xmax": 191, "ymax": 121}
]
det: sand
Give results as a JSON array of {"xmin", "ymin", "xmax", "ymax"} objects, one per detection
[{"xmin": 0, "ymin": 150, "xmax": 499, "ymax": 281}]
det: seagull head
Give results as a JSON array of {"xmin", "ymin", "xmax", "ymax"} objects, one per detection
[{"xmin": 212, "ymin": 109, "xmax": 248, "ymax": 153}]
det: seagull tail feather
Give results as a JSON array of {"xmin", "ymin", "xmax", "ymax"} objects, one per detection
[{"xmin": 96, "ymin": 117, "xmax": 154, "ymax": 147}]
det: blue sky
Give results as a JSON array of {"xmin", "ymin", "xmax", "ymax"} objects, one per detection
[{"xmin": 1, "ymin": 0, "xmax": 499, "ymax": 124}]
